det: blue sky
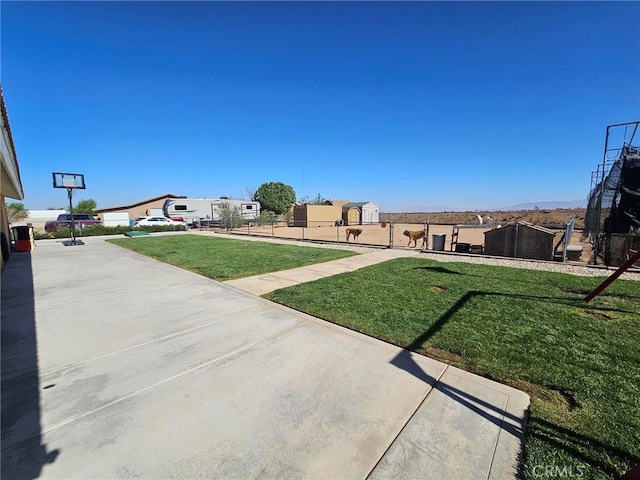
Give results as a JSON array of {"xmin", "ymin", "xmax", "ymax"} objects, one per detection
[{"xmin": 2, "ymin": 1, "xmax": 639, "ymax": 212}]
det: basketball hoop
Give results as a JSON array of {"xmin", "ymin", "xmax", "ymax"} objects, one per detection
[
  {"xmin": 53, "ymin": 172, "xmax": 86, "ymax": 190},
  {"xmin": 52, "ymin": 172, "xmax": 86, "ymax": 246}
]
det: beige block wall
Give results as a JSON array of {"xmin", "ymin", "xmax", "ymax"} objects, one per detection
[
  {"xmin": 300, "ymin": 205, "xmax": 343, "ymax": 227},
  {"xmin": 293, "ymin": 205, "xmax": 342, "ymax": 228}
]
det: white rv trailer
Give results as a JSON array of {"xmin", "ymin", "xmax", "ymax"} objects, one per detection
[{"xmin": 163, "ymin": 198, "xmax": 260, "ymax": 226}]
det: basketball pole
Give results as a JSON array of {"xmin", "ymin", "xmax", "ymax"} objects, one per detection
[
  {"xmin": 67, "ymin": 187, "xmax": 76, "ymax": 243},
  {"xmin": 52, "ymin": 172, "xmax": 86, "ymax": 246},
  {"xmin": 63, "ymin": 186, "xmax": 84, "ymax": 246}
]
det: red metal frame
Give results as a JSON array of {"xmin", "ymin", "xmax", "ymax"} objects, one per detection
[{"xmin": 585, "ymin": 249, "xmax": 640, "ymax": 302}]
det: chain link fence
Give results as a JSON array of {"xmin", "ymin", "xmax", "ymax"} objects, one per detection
[{"xmin": 199, "ymin": 218, "xmax": 587, "ymax": 263}]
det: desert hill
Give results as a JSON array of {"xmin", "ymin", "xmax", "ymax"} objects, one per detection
[{"xmin": 381, "ymin": 208, "xmax": 586, "ymax": 230}]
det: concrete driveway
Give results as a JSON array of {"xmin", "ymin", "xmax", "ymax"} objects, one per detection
[{"xmin": 1, "ymin": 236, "xmax": 528, "ymax": 479}]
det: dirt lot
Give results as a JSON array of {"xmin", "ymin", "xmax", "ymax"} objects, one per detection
[
  {"xmin": 231, "ymin": 207, "xmax": 589, "ymax": 253},
  {"xmin": 381, "ymin": 208, "xmax": 587, "ymax": 229}
]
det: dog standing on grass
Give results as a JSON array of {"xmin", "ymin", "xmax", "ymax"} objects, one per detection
[
  {"xmin": 346, "ymin": 228, "xmax": 363, "ymax": 242},
  {"xmin": 403, "ymin": 230, "xmax": 427, "ymax": 248}
]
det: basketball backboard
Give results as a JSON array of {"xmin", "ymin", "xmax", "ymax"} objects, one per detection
[{"xmin": 52, "ymin": 172, "xmax": 86, "ymax": 189}]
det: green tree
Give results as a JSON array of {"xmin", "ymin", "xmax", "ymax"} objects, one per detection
[
  {"xmin": 6, "ymin": 202, "xmax": 29, "ymax": 223},
  {"xmin": 255, "ymin": 182, "xmax": 296, "ymax": 215},
  {"xmin": 72, "ymin": 199, "xmax": 97, "ymax": 214},
  {"xmin": 298, "ymin": 193, "xmax": 328, "ymax": 205}
]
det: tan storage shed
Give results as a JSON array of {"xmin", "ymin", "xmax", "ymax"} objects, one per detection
[
  {"xmin": 341, "ymin": 202, "xmax": 379, "ymax": 226},
  {"xmin": 292, "ymin": 200, "xmax": 349, "ymax": 228}
]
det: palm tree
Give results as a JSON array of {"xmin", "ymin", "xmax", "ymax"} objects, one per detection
[{"xmin": 6, "ymin": 202, "xmax": 29, "ymax": 223}]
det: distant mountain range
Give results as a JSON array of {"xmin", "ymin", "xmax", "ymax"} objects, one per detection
[{"xmin": 385, "ymin": 200, "xmax": 587, "ymax": 213}]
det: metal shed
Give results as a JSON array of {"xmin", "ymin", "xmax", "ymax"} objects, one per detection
[
  {"xmin": 341, "ymin": 202, "xmax": 379, "ymax": 226},
  {"xmin": 484, "ymin": 221, "xmax": 556, "ymax": 261}
]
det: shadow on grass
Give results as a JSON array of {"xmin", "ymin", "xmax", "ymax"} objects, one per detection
[
  {"xmin": 390, "ymin": 288, "xmax": 638, "ymax": 478},
  {"xmin": 527, "ymin": 417, "xmax": 639, "ymax": 477},
  {"xmin": 511, "ymin": 293, "xmax": 638, "ymax": 316},
  {"xmin": 560, "ymin": 285, "xmax": 640, "ymax": 301},
  {"xmin": 402, "ymin": 290, "xmax": 636, "ymax": 353},
  {"xmin": 1, "ymin": 252, "xmax": 59, "ymax": 479},
  {"xmin": 412, "ymin": 266, "xmax": 462, "ymax": 275}
]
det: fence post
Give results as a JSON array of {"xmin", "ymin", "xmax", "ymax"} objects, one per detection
[
  {"xmin": 514, "ymin": 223, "xmax": 519, "ymax": 258},
  {"xmin": 451, "ymin": 225, "xmax": 455, "ymax": 251},
  {"xmin": 562, "ymin": 216, "xmax": 576, "ymax": 263},
  {"xmin": 337, "ymin": 224, "xmax": 339, "ymax": 242},
  {"xmin": 271, "ymin": 220, "xmax": 274, "ymax": 237},
  {"xmin": 425, "ymin": 223, "xmax": 430, "ymax": 250}
]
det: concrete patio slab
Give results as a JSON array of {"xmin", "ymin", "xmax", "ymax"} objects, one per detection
[
  {"xmin": 33, "ymin": 323, "xmax": 448, "ymax": 480},
  {"xmin": 224, "ymin": 248, "xmax": 422, "ymax": 295},
  {"xmin": 369, "ymin": 364, "xmax": 529, "ymax": 480},
  {"xmin": 1, "ymin": 236, "xmax": 529, "ymax": 479}
]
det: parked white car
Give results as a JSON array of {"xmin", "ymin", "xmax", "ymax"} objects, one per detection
[{"xmin": 134, "ymin": 216, "xmax": 186, "ymax": 227}]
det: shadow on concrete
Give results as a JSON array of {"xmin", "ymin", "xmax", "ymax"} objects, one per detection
[
  {"xmin": 391, "ymin": 350, "xmax": 524, "ymax": 438},
  {"xmin": 1, "ymin": 252, "xmax": 59, "ymax": 479}
]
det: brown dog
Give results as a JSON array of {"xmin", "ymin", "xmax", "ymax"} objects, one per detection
[
  {"xmin": 346, "ymin": 228, "xmax": 363, "ymax": 242},
  {"xmin": 403, "ymin": 230, "xmax": 426, "ymax": 248}
]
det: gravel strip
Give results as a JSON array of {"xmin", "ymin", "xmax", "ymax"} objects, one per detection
[
  {"xmin": 417, "ymin": 251, "xmax": 640, "ymax": 281},
  {"xmin": 192, "ymin": 230, "xmax": 640, "ymax": 281}
]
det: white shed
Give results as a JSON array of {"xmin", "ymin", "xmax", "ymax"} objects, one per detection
[
  {"xmin": 342, "ymin": 202, "xmax": 379, "ymax": 225},
  {"xmin": 103, "ymin": 212, "xmax": 131, "ymax": 227}
]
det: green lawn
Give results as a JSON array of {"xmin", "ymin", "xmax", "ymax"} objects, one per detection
[
  {"xmin": 107, "ymin": 234, "xmax": 358, "ymax": 281},
  {"xmin": 264, "ymin": 257, "xmax": 640, "ymax": 479}
]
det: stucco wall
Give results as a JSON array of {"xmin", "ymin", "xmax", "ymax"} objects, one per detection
[
  {"xmin": 1, "ymin": 197, "xmax": 10, "ymax": 268},
  {"xmin": 96, "ymin": 199, "xmax": 171, "ymax": 223}
]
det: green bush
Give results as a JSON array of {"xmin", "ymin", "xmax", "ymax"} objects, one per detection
[
  {"xmin": 34, "ymin": 224, "xmax": 186, "ymax": 240},
  {"xmin": 257, "ymin": 210, "xmax": 278, "ymax": 226},
  {"xmin": 135, "ymin": 225, "xmax": 187, "ymax": 233},
  {"xmin": 34, "ymin": 227, "xmax": 79, "ymax": 240},
  {"xmin": 81, "ymin": 225, "xmax": 131, "ymax": 236},
  {"xmin": 218, "ymin": 201, "xmax": 244, "ymax": 229}
]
